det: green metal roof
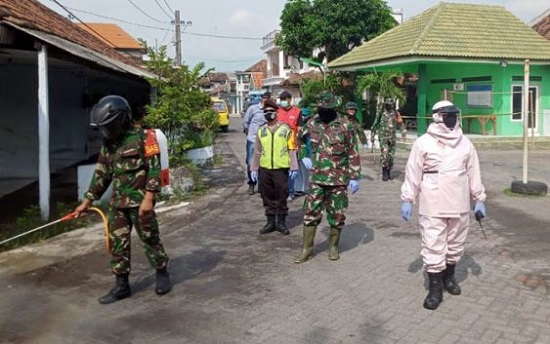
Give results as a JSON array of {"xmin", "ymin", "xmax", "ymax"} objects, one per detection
[{"xmin": 329, "ymin": 2, "xmax": 550, "ymax": 70}]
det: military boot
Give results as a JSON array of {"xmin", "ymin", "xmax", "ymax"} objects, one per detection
[
  {"xmin": 276, "ymin": 214, "xmax": 290, "ymax": 235},
  {"xmin": 382, "ymin": 167, "xmax": 390, "ymax": 181},
  {"xmin": 328, "ymin": 227, "xmax": 342, "ymax": 260},
  {"xmin": 387, "ymin": 167, "xmax": 393, "ymax": 180},
  {"xmin": 248, "ymin": 185, "xmax": 255, "ymax": 195},
  {"xmin": 442, "ymin": 264, "xmax": 461, "ymax": 295},
  {"xmin": 294, "ymin": 226, "xmax": 317, "ymax": 264},
  {"xmin": 98, "ymin": 273, "xmax": 131, "ymax": 304},
  {"xmin": 423, "ymin": 272, "xmax": 444, "ymax": 310},
  {"xmin": 260, "ymin": 215, "xmax": 276, "ymax": 234},
  {"xmin": 155, "ymin": 267, "xmax": 172, "ymax": 295}
]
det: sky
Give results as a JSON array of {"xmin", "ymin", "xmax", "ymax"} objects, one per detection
[{"xmin": 39, "ymin": 0, "xmax": 549, "ymax": 72}]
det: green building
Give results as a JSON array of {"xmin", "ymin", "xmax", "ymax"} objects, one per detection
[{"xmin": 328, "ymin": 2, "xmax": 550, "ymax": 137}]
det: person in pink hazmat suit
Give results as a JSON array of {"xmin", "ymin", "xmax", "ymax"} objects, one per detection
[{"xmin": 400, "ymin": 100, "xmax": 487, "ymax": 310}]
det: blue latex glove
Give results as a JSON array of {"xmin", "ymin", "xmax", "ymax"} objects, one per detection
[
  {"xmin": 401, "ymin": 202, "xmax": 412, "ymax": 221},
  {"xmin": 302, "ymin": 157, "xmax": 313, "ymax": 170},
  {"xmin": 349, "ymin": 180, "xmax": 359, "ymax": 194},
  {"xmin": 474, "ymin": 202, "xmax": 486, "ymax": 218},
  {"xmin": 289, "ymin": 170, "xmax": 298, "ymax": 181},
  {"xmin": 250, "ymin": 171, "xmax": 258, "ymax": 183}
]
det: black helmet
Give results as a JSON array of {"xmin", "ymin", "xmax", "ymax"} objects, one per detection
[{"xmin": 90, "ymin": 95, "xmax": 132, "ymax": 140}]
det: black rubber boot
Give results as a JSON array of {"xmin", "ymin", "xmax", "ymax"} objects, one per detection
[
  {"xmin": 382, "ymin": 167, "xmax": 389, "ymax": 181},
  {"xmin": 98, "ymin": 273, "xmax": 131, "ymax": 304},
  {"xmin": 387, "ymin": 167, "xmax": 393, "ymax": 180},
  {"xmin": 423, "ymin": 272, "xmax": 444, "ymax": 310},
  {"xmin": 442, "ymin": 264, "xmax": 461, "ymax": 295},
  {"xmin": 248, "ymin": 185, "xmax": 255, "ymax": 195},
  {"xmin": 260, "ymin": 215, "xmax": 277, "ymax": 234},
  {"xmin": 294, "ymin": 226, "xmax": 317, "ymax": 264},
  {"xmin": 276, "ymin": 214, "xmax": 290, "ymax": 235},
  {"xmin": 155, "ymin": 267, "xmax": 172, "ymax": 296},
  {"xmin": 328, "ymin": 227, "xmax": 342, "ymax": 260}
]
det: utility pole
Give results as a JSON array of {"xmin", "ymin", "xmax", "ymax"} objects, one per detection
[
  {"xmin": 172, "ymin": 10, "xmax": 191, "ymax": 67},
  {"xmin": 173, "ymin": 10, "xmax": 181, "ymax": 66}
]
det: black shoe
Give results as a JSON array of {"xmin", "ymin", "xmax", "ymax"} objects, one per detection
[
  {"xmin": 260, "ymin": 215, "xmax": 276, "ymax": 234},
  {"xmin": 423, "ymin": 272, "xmax": 443, "ymax": 310},
  {"xmin": 442, "ymin": 264, "xmax": 461, "ymax": 295},
  {"xmin": 276, "ymin": 214, "xmax": 290, "ymax": 235},
  {"xmin": 387, "ymin": 168, "xmax": 393, "ymax": 180},
  {"xmin": 98, "ymin": 273, "xmax": 131, "ymax": 304},
  {"xmin": 155, "ymin": 267, "xmax": 172, "ymax": 295},
  {"xmin": 248, "ymin": 185, "xmax": 255, "ymax": 195}
]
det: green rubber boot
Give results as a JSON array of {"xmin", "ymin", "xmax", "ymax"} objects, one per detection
[
  {"xmin": 328, "ymin": 227, "xmax": 342, "ymax": 260},
  {"xmin": 294, "ymin": 226, "xmax": 317, "ymax": 264}
]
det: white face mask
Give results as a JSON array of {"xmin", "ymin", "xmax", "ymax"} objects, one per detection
[{"xmin": 279, "ymin": 100, "xmax": 290, "ymax": 108}]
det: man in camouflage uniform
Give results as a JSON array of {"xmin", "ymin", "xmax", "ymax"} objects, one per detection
[
  {"xmin": 344, "ymin": 101, "xmax": 368, "ymax": 150},
  {"xmin": 372, "ymin": 98, "xmax": 398, "ymax": 181},
  {"xmin": 74, "ymin": 95, "xmax": 171, "ymax": 304},
  {"xmin": 295, "ymin": 91, "xmax": 362, "ymax": 264}
]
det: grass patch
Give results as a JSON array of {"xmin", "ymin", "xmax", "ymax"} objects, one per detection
[
  {"xmin": 213, "ymin": 153, "xmax": 224, "ymax": 166},
  {"xmin": 0, "ymin": 202, "xmax": 93, "ymax": 253}
]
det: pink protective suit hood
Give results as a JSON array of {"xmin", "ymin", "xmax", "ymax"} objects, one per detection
[{"xmin": 427, "ymin": 122, "xmax": 463, "ymax": 148}]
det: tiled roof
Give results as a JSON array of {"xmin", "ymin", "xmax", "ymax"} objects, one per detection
[
  {"xmin": 245, "ymin": 59, "xmax": 267, "ymax": 73},
  {"xmin": 251, "ymin": 72, "xmax": 264, "ymax": 89},
  {"xmin": 281, "ymin": 70, "xmax": 322, "ymax": 86},
  {"xmin": 0, "ymin": 0, "xmax": 139, "ymax": 67},
  {"xmin": 76, "ymin": 23, "xmax": 144, "ymax": 50},
  {"xmin": 531, "ymin": 10, "xmax": 550, "ymax": 40},
  {"xmin": 209, "ymin": 72, "xmax": 229, "ymax": 83},
  {"xmin": 329, "ymin": 2, "xmax": 550, "ymax": 69}
]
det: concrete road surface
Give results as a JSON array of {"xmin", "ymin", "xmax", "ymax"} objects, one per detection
[{"xmin": 1, "ymin": 118, "xmax": 550, "ymax": 344}]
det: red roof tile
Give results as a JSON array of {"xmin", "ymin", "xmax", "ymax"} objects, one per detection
[
  {"xmin": 76, "ymin": 23, "xmax": 144, "ymax": 50},
  {"xmin": 532, "ymin": 11, "xmax": 550, "ymax": 40},
  {"xmin": 245, "ymin": 59, "xmax": 267, "ymax": 73},
  {"xmin": 0, "ymin": 0, "xmax": 140, "ymax": 67}
]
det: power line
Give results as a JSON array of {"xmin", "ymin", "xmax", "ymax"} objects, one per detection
[
  {"xmin": 125, "ymin": 0, "xmax": 166, "ymax": 24},
  {"xmin": 65, "ymin": 7, "xmax": 263, "ymax": 41},
  {"xmin": 48, "ymin": 0, "xmax": 120, "ymax": 49},
  {"xmin": 154, "ymin": 0, "xmax": 173, "ymax": 20},
  {"xmin": 163, "ymin": 0, "xmax": 175, "ymax": 15}
]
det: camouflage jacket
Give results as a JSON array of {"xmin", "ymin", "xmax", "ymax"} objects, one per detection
[
  {"xmin": 346, "ymin": 115, "xmax": 368, "ymax": 145},
  {"xmin": 84, "ymin": 127, "xmax": 161, "ymax": 208},
  {"xmin": 305, "ymin": 114, "xmax": 361, "ymax": 186},
  {"xmin": 372, "ymin": 110, "xmax": 397, "ymax": 143}
]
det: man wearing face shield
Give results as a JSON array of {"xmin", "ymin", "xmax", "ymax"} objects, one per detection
[
  {"xmin": 250, "ymin": 99, "xmax": 299, "ymax": 235},
  {"xmin": 295, "ymin": 91, "xmax": 362, "ymax": 263},
  {"xmin": 74, "ymin": 95, "xmax": 171, "ymax": 304},
  {"xmin": 371, "ymin": 98, "xmax": 398, "ymax": 181},
  {"xmin": 400, "ymin": 100, "xmax": 487, "ymax": 310}
]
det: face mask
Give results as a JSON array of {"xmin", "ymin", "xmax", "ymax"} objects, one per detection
[
  {"xmin": 442, "ymin": 114, "xmax": 458, "ymax": 129},
  {"xmin": 279, "ymin": 100, "xmax": 289, "ymax": 108},
  {"xmin": 318, "ymin": 107, "xmax": 337, "ymax": 123},
  {"xmin": 264, "ymin": 110, "xmax": 277, "ymax": 122}
]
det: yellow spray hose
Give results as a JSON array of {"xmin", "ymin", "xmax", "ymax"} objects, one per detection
[
  {"xmin": 88, "ymin": 207, "xmax": 110, "ymax": 252},
  {"xmin": 0, "ymin": 207, "xmax": 110, "ymax": 252}
]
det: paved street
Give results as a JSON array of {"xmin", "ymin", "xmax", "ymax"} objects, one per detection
[{"xmin": 1, "ymin": 118, "xmax": 550, "ymax": 344}]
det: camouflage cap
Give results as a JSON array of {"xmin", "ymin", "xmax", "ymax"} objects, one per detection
[{"xmin": 316, "ymin": 91, "xmax": 341, "ymax": 109}]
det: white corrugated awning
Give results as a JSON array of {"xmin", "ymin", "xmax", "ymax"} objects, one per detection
[{"xmin": 8, "ymin": 23, "xmax": 157, "ymax": 79}]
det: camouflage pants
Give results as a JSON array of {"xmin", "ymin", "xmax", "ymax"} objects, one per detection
[
  {"xmin": 303, "ymin": 183, "xmax": 348, "ymax": 227},
  {"xmin": 108, "ymin": 207, "xmax": 169, "ymax": 274},
  {"xmin": 379, "ymin": 138, "xmax": 395, "ymax": 169}
]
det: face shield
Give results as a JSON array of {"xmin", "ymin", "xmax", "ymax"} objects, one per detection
[{"xmin": 433, "ymin": 105, "xmax": 461, "ymax": 130}]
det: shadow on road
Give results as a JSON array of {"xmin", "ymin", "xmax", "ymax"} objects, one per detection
[
  {"xmin": 132, "ymin": 247, "xmax": 226, "ymax": 294},
  {"xmin": 408, "ymin": 254, "xmax": 482, "ymax": 290},
  {"xmin": 315, "ymin": 222, "xmax": 374, "ymax": 255}
]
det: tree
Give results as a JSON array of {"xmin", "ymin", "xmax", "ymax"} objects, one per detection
[
  {"xmin": 139, "ymin": 44, "xmax": 218, "ymax": 161},
  {"xmin": 357, "ymin": 71, "xmax": 405, "ymax": 128},
  {"xmin": 278, "ymin": 0, "xmax": 396, "ymax": 62}
]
